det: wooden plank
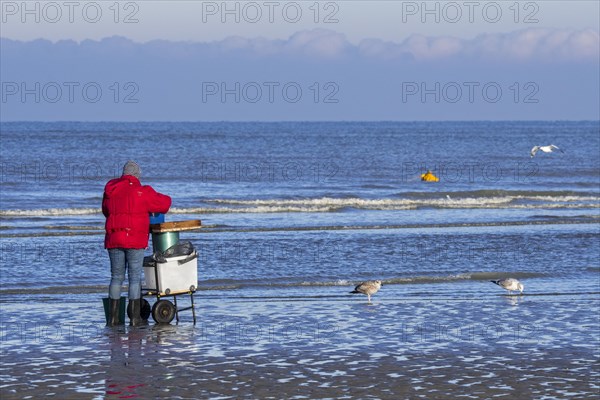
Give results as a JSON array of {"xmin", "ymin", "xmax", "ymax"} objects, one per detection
[{"xmin": 150, "ymin": 220, "xmax": 202, "ymax": 233}]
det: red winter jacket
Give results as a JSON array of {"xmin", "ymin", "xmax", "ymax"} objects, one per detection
[{"xmin": 102, "ymin": 175, "xmax": 172, "ymax": 249}]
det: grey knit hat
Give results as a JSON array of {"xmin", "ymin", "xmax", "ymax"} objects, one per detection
[{"xmin": 122, "ymin": 160, "xmax": 141, "ymax": 179}]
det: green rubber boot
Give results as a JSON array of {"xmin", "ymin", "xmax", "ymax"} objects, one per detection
[
  {"xmin": 128, "ymin": 299, "xmax": 146, "ymax": 327},
  {"xmin": 108, "ymin": 298, "xmax": 122, "ymax": 326}
]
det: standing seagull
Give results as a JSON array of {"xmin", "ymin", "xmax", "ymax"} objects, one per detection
[
  {"xmin": 490, "ymin": 278, "xmax": 524, "ymax": 295},
  {"xmin": 350, "ymin": 280, "xmax": 382, "ymax": 303},
  {"xmin": 530, "ymin": 145, "xmax": 564, "ymax": 158}
]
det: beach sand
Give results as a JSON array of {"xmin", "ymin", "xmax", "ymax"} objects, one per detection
[{"xmin": 1, "ymin": 291, "xmax": 599, "ymax": 399}]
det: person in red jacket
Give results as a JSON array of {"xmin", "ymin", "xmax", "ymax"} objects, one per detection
[{"xmin": 103, "ymin": 161, "xmax": 171, "ymax": 326}]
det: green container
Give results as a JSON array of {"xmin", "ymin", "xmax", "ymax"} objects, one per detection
[
  {"xmin": 102, "ymin": 297, "xmax": 126, "ymax": 325},
  {"xmin": 151, "ymin": 231, "xmax": 180, "ymax": 253}
]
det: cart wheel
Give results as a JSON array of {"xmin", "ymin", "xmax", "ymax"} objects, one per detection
[
  {"xmin": 141, "ymin": 299, "xmax": 151, "ymax": 321},
  {"xmin": 152, "ymin": 300, "xmax": 176, "ymax": 324}
]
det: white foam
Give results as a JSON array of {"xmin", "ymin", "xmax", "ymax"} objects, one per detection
[
  {"xmin": 203, "ymin": 195, "xmax": 599, "ymax": 212},
  {"xmin": 2, "ymin": 194, "xmax": 598, "ymax": 217},
  {"xmin": 0, "ymin": 208, "xmax": 100, "ymax": 217}
]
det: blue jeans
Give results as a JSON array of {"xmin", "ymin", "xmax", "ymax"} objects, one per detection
[{"xmin": 108, "ymin": 248, "xmax": 144, "ymax": 300}]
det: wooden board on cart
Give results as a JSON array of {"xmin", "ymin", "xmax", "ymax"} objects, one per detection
[{"xmin": 150, "ymin": 220, "xmax": 201, "ymax": 233}]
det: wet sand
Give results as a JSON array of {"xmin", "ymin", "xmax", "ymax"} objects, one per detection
[{"xmin": 1, "ymin": 292, "xmax": 599, "ymax": 399}]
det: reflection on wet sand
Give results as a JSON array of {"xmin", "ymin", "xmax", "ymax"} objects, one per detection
[
  {"xmin": 505, "ymin": 295, "xmax": 523, "ymax": 306},
  {"xmin": 104, "ymin": 328, "xmax": 148, "ymax": 398},
  {"xmin": 1, "ymin": 293, "xmax": 599, "ymax": 399}
]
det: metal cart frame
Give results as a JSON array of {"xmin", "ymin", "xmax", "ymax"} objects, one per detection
[
  {"xmin": 141, "ymin": 288, "xmax": 197, "ymax": 325},
  {"xmin": 140, "ymin": 252, "xmax": 198, "ymax": 324},
  {"xmin": 137, "ymin": 218, "xmax": 202, "ymax": 325}
]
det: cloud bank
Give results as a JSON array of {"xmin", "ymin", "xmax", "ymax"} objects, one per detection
[
  {"xmin": 2, "ymin": 27, "xmax": 598, "ymax": 63},
  {"xmin": 359, "ymin": 28, "xmax": 599, "ymax": 61},
  {"xmin": 1, "ymin": 28, "xmax": 598, "ymax": 121}
]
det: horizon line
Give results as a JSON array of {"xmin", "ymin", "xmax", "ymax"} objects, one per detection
[{"xmin": 2, "ymin": 119, "xmax": 599, "ymax": 124}]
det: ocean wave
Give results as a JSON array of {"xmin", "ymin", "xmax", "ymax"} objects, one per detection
[
  {"xmin": 0, "ymin": 208, "xmax": 101, "ymax": 217},
  {"xmin": 1, "ymin": 193, "xmax": 598, "ymax": 217},
  {"xmin": 197, "ymin": 195, "xmax": 598, "ymax": 213},
  {"xmin": 206, "ymin": 194, "xmax": 599, "ymax": 208},
  {"xmin": 1, "ymin": 218, "xmax": 598, "ymax": 238}
]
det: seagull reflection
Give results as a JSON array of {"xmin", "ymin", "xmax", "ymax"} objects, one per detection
[{"xmin": 505, "ymin": 295, "xmax": 522, "ymax": 306}]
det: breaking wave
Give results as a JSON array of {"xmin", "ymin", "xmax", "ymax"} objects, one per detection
[
  {"xmin": 1, "ymin": 191, "xmax": 598, "ymax": 217},
  {"xmin": 0, "ymin": 208, "xmax": 101, "ymax": 217}
]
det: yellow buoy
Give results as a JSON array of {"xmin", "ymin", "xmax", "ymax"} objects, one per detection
[{"xmin": 420, "ymin": 170, "xmax": 439, "ymax": 182}]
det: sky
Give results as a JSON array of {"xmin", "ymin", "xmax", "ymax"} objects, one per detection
[{"xmin": 1, "ymin": 0, "xmax": 599, "ymax": 121}]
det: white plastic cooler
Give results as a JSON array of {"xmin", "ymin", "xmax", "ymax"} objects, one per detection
[{"xmin": 143, "ymin": 252, "xmax": 198, "ymax": 295}]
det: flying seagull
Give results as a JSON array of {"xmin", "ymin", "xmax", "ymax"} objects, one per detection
[
  {"xmin": 490, "ymin": 278, "xmax": 524, "ymax": 295},
  {"xmin": 350, "ymin": 280, "xmax": 382, "ymax": 302},
  {"xmin": 530, "ymin": 145, "xmax": 564, "ymax": 158}
]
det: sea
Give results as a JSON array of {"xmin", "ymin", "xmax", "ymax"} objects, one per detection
[{"xmin": 1, "ymin": 121, "xmax": 599, "ymax": 399}]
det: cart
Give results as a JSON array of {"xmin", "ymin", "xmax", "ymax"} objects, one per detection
[{"xmin": 136, "ymin": 220, "xmax": 201, "ymax": 324}]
